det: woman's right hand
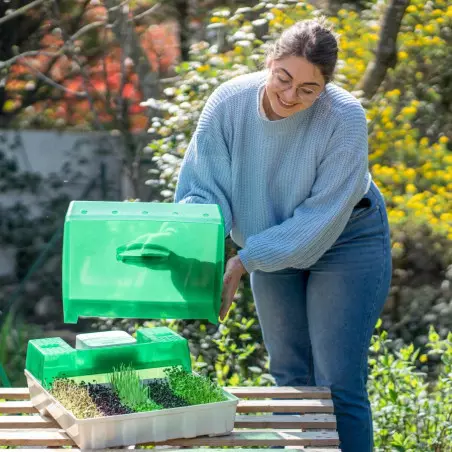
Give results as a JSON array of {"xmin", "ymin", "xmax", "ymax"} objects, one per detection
[{"xmin": 219, "ymin": 255, "xmax": 247, "ymax": 321}]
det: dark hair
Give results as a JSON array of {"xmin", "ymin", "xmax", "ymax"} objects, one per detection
[{"xmin": 267, "ymin": 18, "xmax": 339, "ymax": 83}]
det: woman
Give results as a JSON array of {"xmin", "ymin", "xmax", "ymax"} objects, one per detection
[{"xmin": 175, "ymin": 18, "xmax": 391, "ymax": 452}]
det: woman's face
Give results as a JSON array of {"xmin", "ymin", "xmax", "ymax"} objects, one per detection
[{"xmin": 265, "ymin": 55, "xmax": 325, "ymax": 119}]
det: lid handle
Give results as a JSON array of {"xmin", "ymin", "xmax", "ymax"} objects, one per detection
[{"xmin": 116, "ymin": 240, "xmax": 171, "ymax": 267}]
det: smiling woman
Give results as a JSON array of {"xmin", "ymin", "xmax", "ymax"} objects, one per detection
[
  {"xmin": 175, "ymin": 17, "xmax": 391, "ymax": 452},
  {"xmin": 262, "ymin": 19, "xmax": 337, "ymax": 119},
  {"xmin": 263, "ymin": 57, "xmax": 325, "ymax": 119}
]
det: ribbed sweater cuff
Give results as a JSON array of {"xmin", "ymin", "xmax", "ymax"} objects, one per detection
[{"xmin": 238, "ymin": 248, "xmax": 258, "ymax": 273}]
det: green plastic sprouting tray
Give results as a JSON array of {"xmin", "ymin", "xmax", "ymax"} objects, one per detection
[{"xmin": 62, "ymin": 201, "xmax": 225, "ymax": 324}]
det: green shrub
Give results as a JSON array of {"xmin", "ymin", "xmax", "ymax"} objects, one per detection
[{"xmin": 369, "ymin": 322, "xmax": 452, "ymax": 451}]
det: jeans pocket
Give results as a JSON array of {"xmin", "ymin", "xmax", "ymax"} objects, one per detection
[{"xmin": 349, "ymin": 203, "xmax": 380, "ymax": 223}]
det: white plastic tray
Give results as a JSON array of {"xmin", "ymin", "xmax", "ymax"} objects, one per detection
[{"xmin": 25, "ymin": 369, "xmax": 238, "ymax": 449}]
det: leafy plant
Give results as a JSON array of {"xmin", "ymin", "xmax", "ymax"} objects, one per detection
[
  {"xmin": 109, "ymin": 364, "xmax": 162, "ymax": 412},
  {"xmin": 369, "ymin": 321, "xmax": 452, "ymax": 451},
  {"xmin": 50, "ymin": 378, "xmax": 102, "ymax": 419},
  {"xmin": 164, "ymin": 366, "xmax": 227, "ymax": 405}
]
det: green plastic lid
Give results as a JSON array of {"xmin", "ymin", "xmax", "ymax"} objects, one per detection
[
  {"xmin": 25, "ymin": 327, "xmax": 191, "ymax": 387},
  {"xmin": 62, "ymin": 201, "xmax": 225, "ymax": 324}
]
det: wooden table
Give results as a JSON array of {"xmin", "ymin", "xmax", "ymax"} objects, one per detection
[{"xmin": 0, "ymin": 386, "xmax": 340, "ymax": 451}]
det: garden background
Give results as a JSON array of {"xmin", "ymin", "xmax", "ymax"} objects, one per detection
[{"xmin": 0, "ymin": 0, "xmax": 451, "ymax": 450}]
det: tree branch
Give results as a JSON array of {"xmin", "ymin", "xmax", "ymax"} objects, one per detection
[
  {"xmin": 51, "ymin": 0, "xmax": 107, "ymax": 131},
  {"xmin": 105, "ymin": 0, "xmax": 160, "ymax": 102},
  {"xmin": 20, "ymin": 59, "xmax": 87, "ymax": 97},
  {"xmin": 0, "ymin": 51, "xmax": 60, "ymax": 69},
  {"xmin": 0, "ymin": 20, "xmax": 106, "ymax": 71},
  {"xmin": 70, "ymin": 20, "xmax": 106, "ymax": 42},
  {"xmin": 357, "ymin": 0, "xmax": 410, "ymax": 99},
  {"xmin": 131, "ymin": 3, "xmax": 161, "ymax": 22},
  {"xmin": 0, "ymin": 0, "xmax": 48, "ymax": 26}
]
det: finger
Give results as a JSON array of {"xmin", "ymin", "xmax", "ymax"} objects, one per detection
[
  {"xmin": 220, "ymin": 286, "xmax": 229, "ymax": 321},
  {"xmin": 220, "ymin": 275, "xmax": 233, "ymax": 320},
  {"xmin": 220, "ymin": 297, "xmax": 232, "ymax": 321},
  {"xmin": 220, "ymin": 278, "xmax": 239, "ymax": 320}
]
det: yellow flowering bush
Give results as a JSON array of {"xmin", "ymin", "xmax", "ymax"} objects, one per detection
[
  {"xmin": 144, "ymin": 0, "xmax": 452, "ymax": 349},
  {"xmin": 146, "ymin": 0, "xmax": 451, "ymax": 241}
]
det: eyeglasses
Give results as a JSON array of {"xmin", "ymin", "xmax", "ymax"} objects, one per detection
[{"xmin": 270, "ymin": 68, "xmax": 324, "ymax": 103}]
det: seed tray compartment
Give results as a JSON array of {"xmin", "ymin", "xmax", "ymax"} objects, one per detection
[{"xmin": 25, "ymin": 369, "xmax": 238, "ymax": 449}]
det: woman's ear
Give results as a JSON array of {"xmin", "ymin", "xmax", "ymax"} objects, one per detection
[{"xmin": 265, "ymin": 55, "xmax": 273, "ymax": 69}]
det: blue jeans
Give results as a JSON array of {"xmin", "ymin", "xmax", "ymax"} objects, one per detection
[{"xmin": 250, "ymin": 181, "xmax": 391, "ymax": 452}]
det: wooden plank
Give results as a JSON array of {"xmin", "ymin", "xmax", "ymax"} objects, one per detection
[
  {"xmin": 228, "ymin": 386, "xmax": 331, "ymax": 399},
  {"xmin": 0, "ymin": 415, "xmax": 58, "ymax": 429},
  {"xmin": 0, "ymin": 387, "xmax": 30, "ymax": 400},
  {"xmin": 0, "ymin": 429, "xmax": 339, "ymax": 448},
  {"xmin": 0, "ymin": 400, "xmax": 36, "ymax": 414},
  {"xmin": 11, "ymin": 449, "xmax": 340, "ymax": 452},
  {"xmin": 14, "ymin": 447, "xmax": 138, "ymax": 451},
  {"xmin": 237, "ymin": 399, "xmax": 334, "ymax": 413},
  {"xmin": 234, "ymin": 414, "xmax": 336, "ymax": 429},
  {"xmin": 148, "ymin": 430, "xmax": 339, "ymax": 447},
  {"xmin": 151, "ymin": 449, "xmax": 340, "ymax": 452},
  {"xmin": 0, "ymin": 428, "xmax": 74, "ymax": 446}
]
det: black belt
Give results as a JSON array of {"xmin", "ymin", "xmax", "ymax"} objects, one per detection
[{"xmin": 355, "ymin": 197, "xmax": 371, "ymax": 208}]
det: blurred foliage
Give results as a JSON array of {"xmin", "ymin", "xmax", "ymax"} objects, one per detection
[
  {"xmin": 141, "ymin": 0, "xmax": 451, "ymax": 357},
  {"xmin": 1, "ymin": 0, "xmax": 180, "ymax": 131},
  {"xmin": 0, "ymin": 313, "xmax": 43, "ymax": 387}
]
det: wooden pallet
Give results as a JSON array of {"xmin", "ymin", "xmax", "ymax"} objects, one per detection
[{"xmin": 0, "ymin": 386, "xmax": 340, "ymax": 450}]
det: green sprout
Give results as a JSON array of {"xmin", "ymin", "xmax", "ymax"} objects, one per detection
[
  {"xmin": 50, "ymin": 378, "xmax": 103, "ymax": 419},
  {"xmin": 109, "ymin": 364, "xmax": 162, "ymax": 412},
  {"xmin": 164, "ymin": 366, "xmax": 227, "ymax": 405}
]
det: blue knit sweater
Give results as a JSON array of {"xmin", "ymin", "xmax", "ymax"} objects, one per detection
[{"xmin": 174, "ymin": 71, "xmax": 371, "ymax": 273}]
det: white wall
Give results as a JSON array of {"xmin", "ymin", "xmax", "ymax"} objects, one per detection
[{"xmin": 0, "ymin": 129, "xmax": 123, "ymax": 278}]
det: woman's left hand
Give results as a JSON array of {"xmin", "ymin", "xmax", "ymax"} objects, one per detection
[{"xmin": 220, "ymin": 255, "xmax": 247, "ymax": 321}]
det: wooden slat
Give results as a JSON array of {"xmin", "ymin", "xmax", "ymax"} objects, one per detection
[
  {"xmin": 148, "ymin": 430, "xmax": 339, "ymax": 447},
  {"xmin": 228, "ymin": 386, "xmax": 331, "ymax": 399},
  {"xmin": 154, "ymin": 450, "xmax": 340, "ymax": 452},
  {"xmin": 0, "ymin": 428, "xmax": 74, "ymax": 446},
  {"xmin": 237, "ymin": 399, "xmax": 334, "ymax": 413},
  {"xmin": 0, "ymin": 400, "xmax": 36, "ymax": 414},
  {"xmin": 12, "ymin": 449, "xmax": 339, "ymax": 452},
  {"xmin": 0, "ymin": 415, "xmax": 58, "ymax": 429},
  {"xmin": 150, "ymin": 449, "xmax": 339, "ymax": 452},
  {"xmin": 0, "ymin": 429, "xmax": 339, "ymax": 448},
  {"xmin": 0, "ymin": 387, "xmax": 30, "ymax": 400},
  {"xmin": 234, "ymin": 414, "xmax": 336, "ymax": 429}
]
